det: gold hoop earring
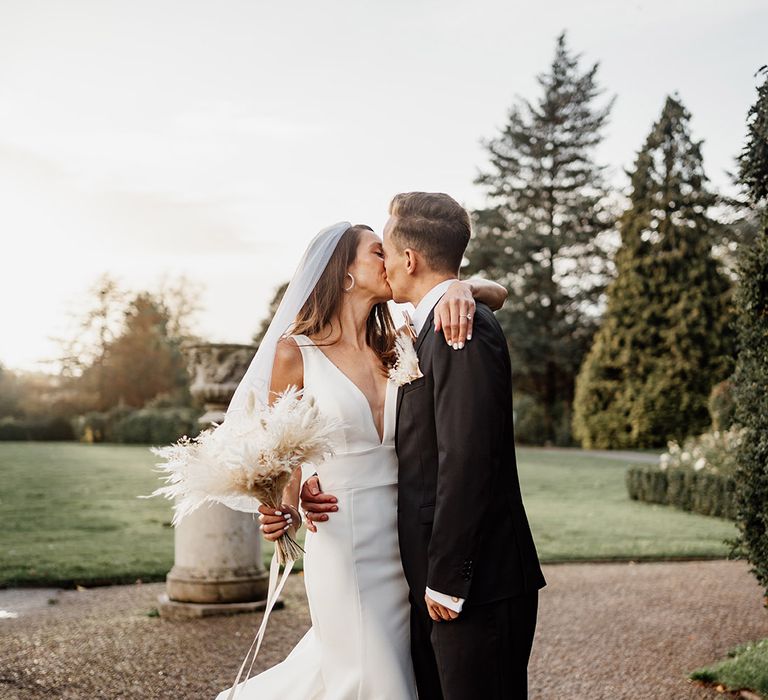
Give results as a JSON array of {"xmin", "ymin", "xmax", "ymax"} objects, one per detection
[{"xmin": 343, "ymin": 273, "xmax": 355, "ymax": 292}]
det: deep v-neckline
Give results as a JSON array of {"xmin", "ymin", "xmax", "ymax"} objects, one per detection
[{"xmin": 300, "ymin": 335, "xmax": 391, "ymax": 445}]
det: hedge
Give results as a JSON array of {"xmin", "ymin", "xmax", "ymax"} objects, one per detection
[
  {"xmin": 72, "ymin": 406, "xmax": 201, "ymax": 445},
  {"xmin": 626, "ymin": 465, "xmax": 738, "ymax": 520},
  {"xmin": 0, "ymin": 416, "xmax": 75, "ymax": 441}
]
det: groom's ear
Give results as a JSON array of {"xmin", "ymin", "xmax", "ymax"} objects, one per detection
[{"xmin": 404, "ymin": 248, "xmax": 418, "ymax": 276}]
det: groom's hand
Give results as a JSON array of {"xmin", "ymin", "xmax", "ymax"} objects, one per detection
[
  {"xmin": 425, "ymin": 593, "xmax": 459, "ymax": 622},
  {"xmin": 299, "ymin": 476, "xmax": 338, "ymax": 533}
]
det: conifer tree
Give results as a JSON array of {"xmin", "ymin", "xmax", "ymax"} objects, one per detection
[
  {"xmin": 465, "ymin": 31, "xmax": 616, "ymax": 444},
  {"xmin": 730, "ymin": 66, "xmax": 768, "ymax": 599},
  {"xmin": 573, "ymin": 95, "xmax": 734, "ymax": 448}
]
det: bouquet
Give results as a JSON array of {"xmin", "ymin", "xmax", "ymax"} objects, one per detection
[{"xmin": 144, "ymin": 386, "xmax": 341, "ymax": 564}]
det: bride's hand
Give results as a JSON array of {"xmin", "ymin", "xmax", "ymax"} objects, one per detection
[
  {"xmin": 434, "ymin": 281, "xmax": 476, "ymax": 349},
  {"xmin": 258, "ymin": 503, "xmax": 299, "ymax": 541}
]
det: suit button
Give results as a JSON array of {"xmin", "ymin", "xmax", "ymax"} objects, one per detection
[{"xmin": 451, "ymin": 596, "xmax": 459, "ymax": 603}]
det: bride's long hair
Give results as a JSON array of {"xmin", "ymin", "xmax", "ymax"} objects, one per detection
[{"xmin": 292, "ymin": 225, "xmax": 397, "ymax": 369}]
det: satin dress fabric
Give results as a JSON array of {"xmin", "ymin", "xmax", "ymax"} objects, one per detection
[{"xmin": 216, "ymin": 334, "xmax": 417, "ymax": 700}]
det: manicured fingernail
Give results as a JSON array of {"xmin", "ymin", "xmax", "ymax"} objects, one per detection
[
  {"xmin": 452, "ymin": 343, "xmax": 459, "ymax": 350},
  {"xmin": 458, "ymin": 342, "xmax": 464, "ymax": 350},
  {"xmin": 259, "ymin": 525, "xmax": 265, "ymax": 531},
  {"xmin": 275, "ymin": 511, "xmax": 282, "ymax": 516},
  {"xmin": 332, "ymin": 506, "xmax": 338, "ymax": 511},
  {"xmin": 283, "ymin": 514, "xmax": 291, "ymax": 520},
  {"xmin": 331, "ymin": 497, "xmax": 337, "ymax": 503},
  {"xmin": 283, "ymin": 525, "xmax": 290, "ymax": 532},
  {"xmin": 467, "ymin": 334, "xmax": 472, "ymax": 340}
]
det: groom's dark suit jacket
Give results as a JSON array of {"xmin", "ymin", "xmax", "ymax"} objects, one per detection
[{"xmin": 395, "ymin": 302, "xmax": 546, "ymax": 610}]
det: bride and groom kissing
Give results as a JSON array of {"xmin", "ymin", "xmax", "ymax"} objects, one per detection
[{"xmin": 217, "ymin": 192, "xmax": 546, "ymax": 700}]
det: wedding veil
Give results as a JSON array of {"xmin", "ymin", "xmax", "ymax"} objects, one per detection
[
  {"xmin": 225, "ymin": 220, "xmax": 353, "ymax": 420},
  {"xmin": 218, "ymin": 221, "xmax": 352, "ymax": 699}
]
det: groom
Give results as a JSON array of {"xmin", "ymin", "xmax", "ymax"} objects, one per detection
[{"xmin": 302, "ymin": 192, "xmax": 546, "ymax": 699}]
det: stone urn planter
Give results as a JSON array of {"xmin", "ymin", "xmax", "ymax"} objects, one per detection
[{"xmin": 158, "ymin": 343, "xmax": 271, "ymax": 619}]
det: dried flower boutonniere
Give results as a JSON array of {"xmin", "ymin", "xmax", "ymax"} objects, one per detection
[{"xmin": 388, "ymin": 333, "xmax": 424, "ymax": 387}]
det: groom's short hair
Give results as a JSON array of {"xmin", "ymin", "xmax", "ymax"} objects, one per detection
[{"xmin": 388, "ymin": 192, "xmax": 471, "ymax": 274}]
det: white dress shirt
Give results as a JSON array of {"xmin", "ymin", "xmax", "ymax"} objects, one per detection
[
  {"xmin": 409, "ymin": 279, "xmax": 465, "ymax": 614},
  {"xmin": 411, "ymin": 279, "xmax": 458, "ymax": 334}
]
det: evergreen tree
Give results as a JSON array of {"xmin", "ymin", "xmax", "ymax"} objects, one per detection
[
  {"xmin": 573, "ymin": 95, "xmax": 734, "ymax": 448},
  {"xmin": 730, "ymin": 66, "xmax": 768, "ymax": 600},
  {"xmin": 465, "ymin": 31, "xmax": 616, "ymax": 444}
]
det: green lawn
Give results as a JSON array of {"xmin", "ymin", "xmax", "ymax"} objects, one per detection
[
  {"xmin": 520, "ymin": 449, "xmax": 737, "ymax": 560},
  {"xmin": 690, "ymin": 638, "xmax": 768, "ymax": 698},
  {"xmin": 0, "ymin": 442, "xmax": 738, "ymax": 587}
]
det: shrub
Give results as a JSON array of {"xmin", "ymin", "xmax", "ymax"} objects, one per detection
[
  {"xmin": 513, "ymin": 394, "xmax": 550, "ymax": 445},
  {"xmin": 626, "ymin": 427, "xmax": 743, "ymax": 520},
  {"xmin": 111, "ymin": 407, "xmax": 200, "ymax": 445},
  {"xmin": 730, "ymin": 233, "xmax": 768, "ymax": 597},
  {"xmin": 74, "ymin": 411, "xmax": 109, "ymax": 443},
  {"xmin": 626, "ymin": 466, "xmax": 737, "ymax": 520},
  {"xmin": 73, "ymin": 404, "xmax": 133, "ymax": 443},
  {"xmin": 660, "ymin": 427, "xmax": 743, "ymax": 476},
  {"xmin": 0, "ymin": 416, "xmax": 75, "ymax": 441},
  {"xmin": 0, "ymin": 417, "xmax": 28, "ymax": 440},
  {"xmin": 729, "ymin": 64, "xmax": 768, "ymax": 600},
  {"xmin": 73, "ymin": 406, "xmax": 200, "ymax": 444}
]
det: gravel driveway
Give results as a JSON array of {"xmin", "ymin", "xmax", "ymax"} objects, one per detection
[{"xmin": 1, "ymin": 559, "xmax": 766, "ymax": 699}]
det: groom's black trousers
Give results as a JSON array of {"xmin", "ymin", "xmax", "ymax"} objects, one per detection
[{"xmin": 409, "ymin": 590, "xmax": 539, "ymax": 700}]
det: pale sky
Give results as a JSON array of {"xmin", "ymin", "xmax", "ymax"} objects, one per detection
[{"xmin": 2, "ymin": 0, "xmax": 765, "ymax": 372}]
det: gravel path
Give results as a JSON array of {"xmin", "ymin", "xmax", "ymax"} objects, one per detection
[{"xmin": 1, "ymin": 560, "xmax": 766, "ymax": 699}]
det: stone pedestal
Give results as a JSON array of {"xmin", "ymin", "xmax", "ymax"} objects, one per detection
[{"xmin": 158, "ymin": 343, "xmax": 270, "ymax": 618}]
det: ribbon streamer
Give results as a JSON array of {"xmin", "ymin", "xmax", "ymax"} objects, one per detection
[{"xmin": 225, "ymin": 551, "xmax": 296, "ymax": 700}]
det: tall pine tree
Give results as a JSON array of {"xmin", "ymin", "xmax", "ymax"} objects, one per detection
[
  {"xmin": 573, "ymin": 95, "xmax": 733, "ymax": 448},
  {"xmin": 465, "ymin": 31, "xmax": 616, "ymax": 444},
  {"xmin": 730, "ymin": 66, "xmax": 768, "ymax": 601}
]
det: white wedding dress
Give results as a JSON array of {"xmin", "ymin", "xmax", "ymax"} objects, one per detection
[{"xmin": 216, "ymin": 334, "xmax": 418, "ymax": 700}]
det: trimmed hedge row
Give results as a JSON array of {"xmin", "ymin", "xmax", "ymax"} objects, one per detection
[
  {"xmin": 73, "ymin": 406, "xmax": 201, "ymax": 445},
  {"xmin": 626, "ymin": 465, "xmax": 738, "ymax": 520},
  {"xmin": 0, "ymin": 416, "xmax": 75, "ymax": 441},
  {"xmin": 0, "ymin": 406, "xmax": 200, "ymax": 445}
]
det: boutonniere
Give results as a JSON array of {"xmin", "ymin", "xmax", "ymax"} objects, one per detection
[{"xmin": 388, "ymin": 332, "xmax": 424, "ymax": 387}]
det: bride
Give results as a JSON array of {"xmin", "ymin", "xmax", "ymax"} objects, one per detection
[{"xmin": 215, "ymin": 221, "xmax": 506, "ymax": 700}]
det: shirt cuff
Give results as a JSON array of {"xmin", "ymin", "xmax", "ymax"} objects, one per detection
[{"xmin": 425, "ymin": 587, "xmax": 465, "ymax": 613}]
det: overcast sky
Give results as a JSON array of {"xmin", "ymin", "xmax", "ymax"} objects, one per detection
[{"xmin": 2, "ymin": 0, "xmax": 765, "ymax": 372}]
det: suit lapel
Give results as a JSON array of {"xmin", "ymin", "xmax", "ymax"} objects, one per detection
[
  {"xmin": 395, "ymin": 307, "xmax": 436, "ymax": 424},
  {"xmin": 414, "ymin": 308, "xmax": 435, "ymax": 354}
]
